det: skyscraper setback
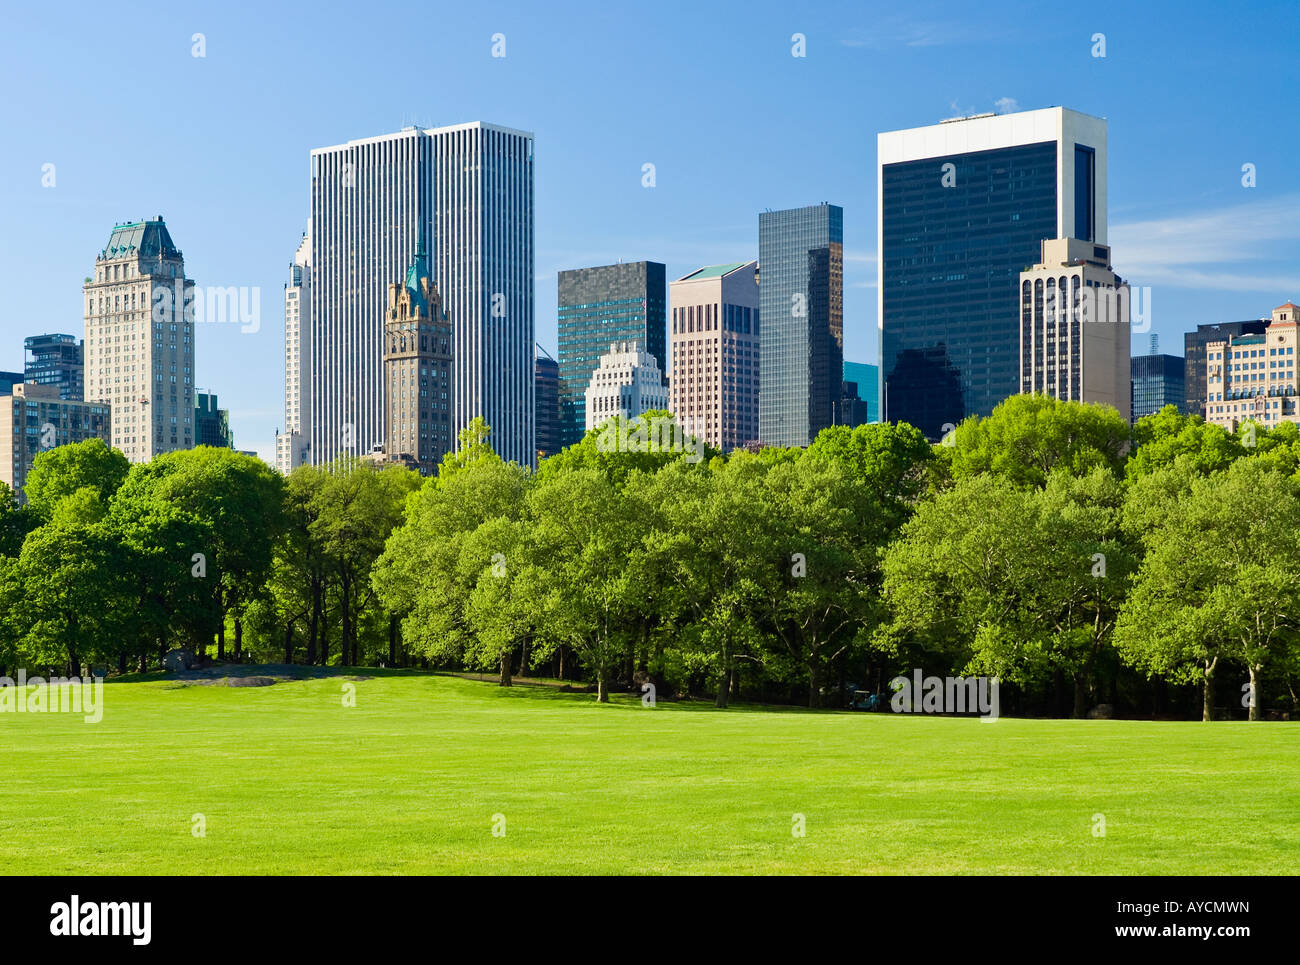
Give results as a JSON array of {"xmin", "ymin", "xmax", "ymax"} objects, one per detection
[
  {"xmin": 758, "ymin": 204, "xmax": 843, "ymax": 447},
  {"xmin": 878, "ymin": 107, "xmax": 1107, "ymax": 437},
  {"xmin": 308, "ymin": 123, "xmax": 535, "ymax": 468},
  {"xmin": 83, "ymin": 217, "xmax": 196, "ymax": 462}
]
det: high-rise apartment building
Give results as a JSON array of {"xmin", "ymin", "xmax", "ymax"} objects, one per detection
[
  {"xmin": 1019, "ymin": 238, "xmax": 1130, "ymax": 421},
  {"xmin": 1205, "ymin": 303, "xmax": 1300, "ymax": 430},
  {"xmin": 1131, "ymin": 353, "xmax": 1186, "ymax": 421},
  {"xmin": 0, "ymin": 384, "xmax": 110, "ymax": 495},
  {"xmin": 1184, "ymin": 318, "xmax": 1268, "ymax": 419},
  {"xmin": 669, "ymin": 262, "xmax": 760, "ymax": 451},
  {"xmin": 584, "ymin": 341, "xmax": 669, "ymax": 432},
  {"xmin": 382, "ymin": 236, "xmax": 453, "ymax": 475},
  {"xmin": 309, "ymin": 122, "xmax": 534, "ymax": 468},
  {"xmin": 24, "ymin": 334, "xmax": 84, "ymax": 400},
  {"xmin": 535, "ymin": 346, "xmax": 561, "ymax": 460},
  {"xmin": 879, "ymin": 107, "xmax": 1107, "ymax": 437},
  {"xmin": 277, "ymin": 231, "xmax": 311, "ymax": 475},
  {"xmin": 758, "ymin": 204, "xmax": 843, "ymax": 447},
  {"xmin": 557, "ymin": 262, "xmax": 666, "ymax": 449},
  {"xmin": 83, "ymin": 217, "xmax": 195, "ymax": 462}
]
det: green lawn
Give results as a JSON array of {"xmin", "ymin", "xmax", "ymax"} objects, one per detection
[{"xmin": 3, "ymin": 670, "xmax": 1296, "ymax": 874}]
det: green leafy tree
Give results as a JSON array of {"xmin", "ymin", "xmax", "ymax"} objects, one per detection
[
  {"xmin": 24, "ymin": 438, "xmax": 129, "ymax": 519},
  {"xmin": 1126, "ymin": 405, "xmax": 1244, "ymax": 482},
  {"xmin": 948, "ymin": 394, "xmax": 1129, "ymax": 488},
  {"xmin": 1116, "ymin": 459, "xmax": 1300, "ymax": 720}
]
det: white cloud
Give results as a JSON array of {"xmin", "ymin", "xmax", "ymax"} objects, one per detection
[
  {"xmin": 1111, "ymin": 193, "xmax": 1300, "ymax": 295},
  {"xmin": 994, "ymin": 96, "xmax": 1020, "ymax": 114}
]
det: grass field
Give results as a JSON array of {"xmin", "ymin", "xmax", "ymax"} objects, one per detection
[{"xmin": 4, "ymin": 669, "xmax": 1297, "ymax": 875}]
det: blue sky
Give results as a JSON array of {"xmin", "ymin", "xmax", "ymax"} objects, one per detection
[{"xmin": 2, "ymin": 0, "xmax": 1297, "ymax": 459}]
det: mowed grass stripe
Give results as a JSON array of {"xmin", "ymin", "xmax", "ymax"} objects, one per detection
[{"xmin": 2, "ymin": 674, "xmax": 1295, "ymax": 874}]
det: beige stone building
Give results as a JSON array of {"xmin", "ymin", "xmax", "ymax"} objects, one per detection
[
  {"xmin": 669, "ymin": 262, "xmax": 760, "ymax": 451},
  {"xmin": 1019, "ymin": 238, "xmax": 1131, "ymax": 421},
  {"xmin": 83, "ymin": 217, "xmax": 195, "ymax": 463},
  {"xmin": 1205, "ymin": 303, "xmax": 1300, "ymax": 430},
  {"xmin": 0, "ymin": 384, "xmax": 111, "ymax": 495},
  {"xmin": 382, "ymin": 237, "xmax": 453, "ymax": 475}
]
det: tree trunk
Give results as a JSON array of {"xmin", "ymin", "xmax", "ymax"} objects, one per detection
[
  {"xmin": 597, "ymin": 673, "xmax": 608, "ymax": 703},
  {"xmin": 715, "ymin": 673, "xmax": 729, "ymax": 708},
  {"xmin": 1203, "ymin": 658, "xmax": 1217, "ymax": 722},
  {"xmin": 234, "ymin": 618, "xmax": 243, "ymax": 662},
  {"xmin": 1248, "ymin": 665, "xmax": 1260, "ymax": 722},
  {"xmin": 558, "ymin": 644, "xmax": 565, "ymax": 681},
  {"xmin": 808, "ymin": 663, "xmax": 822, "ymax": 709},
  {"xmin": 217, "ymin": 619, "xmax": 225, "ymax": 662},
  {"xmin": 499, "ymin": 649, "xmax": 513, "ymax": 687},
  {"xmin": 1073, "ymin": 676, "xmax": 1089, "ymax": 719},
  {"xmin": 307, "ymin": 581, "xmax": 320, "ymax": 665},
  {"xmin": 518, "ymin": 636, "xmax": 529, "ymax": 678},
  {"xmin": 118, "ymin": 653, "xmax": 127, "ymax": 675},
  {"xmin": 388, "ymin": 613, "xmax": 398, "ymax": 667},
  {"xmin": 283, "ymin": 623, "xmax": 294, "ymax": 664},
  {"xmin": 340, "ymin": 573, "xmax": 353, "ymax": 667}
]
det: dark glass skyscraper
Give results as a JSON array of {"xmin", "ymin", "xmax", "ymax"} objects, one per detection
[
  {"xmin": 535, "ymin": 346, "xmax": 560, "ymax": 459},
  {"xmin": 556, "ymin": 261, "xmax": 665, "ymax": 448},
  {"xmin": 758, "ymin": 203, "xmax": 843, "ymax": 447},
  {"xmin": 24, "ymin": 333, "xmax": 84, "ymax": 400},
  {"xmin": 878, "ymin": 108, "xmax": 1107, "ymax": 438},
  {"xmin": 1131, "ymin": 354, "xmax": 1186, "ymax": 422}
]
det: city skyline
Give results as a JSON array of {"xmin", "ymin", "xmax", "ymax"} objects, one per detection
[{"xmin": 3, "ymin": 0, "xmax": 1299, "ymax": 460}]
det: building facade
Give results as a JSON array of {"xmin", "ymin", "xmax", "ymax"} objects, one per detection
[
  {"xmin": 0, "ymin": 384, "xmax": 110, "ymax": 495},
  {"xmin": 24, "ymin": 334, "xmax": 84, "ymax": 401},
  {"xmin": 277, "ymin": 231, "xmax": 311, "ymax": 475},
  {"xmin": 309, "ymin": 123, "xmax": 535, "ymax": 468},
  {"xmin": 758, "ymin": 204, "xmax": 843, "ymax": 447},
  {"xmin": 1018, "ymin": 238, "xmax": 1130, "ymax": 421},
  {"xmin": 535, "ymin": 346, "xmax": 561, "ymax": 460},
  {"xmin": 584, "ymin": 341, "xmax": 669, "ymax": 432},
  {"xmin": 382, "ymin": 236, "xmax": 453, "ymax": 475},
  {"xmin": 879, "ymin": 107, "xmax": 1107, "ymax": 437},
  {"xmin": 669, "ymin": 262, "xmax": 760, "ymax": 451},
  {"xmin": 195, "ymin": 393, "xmax": 234, "ymax": 448},
  {"xmin": 557, "ymin": 262, "xmax": 666, "ymax": 449},
  {"xmin": 843, "ymin": 360, "xmax": 879, "ymax": 424},
  {"xmin": 83, "ymin": 217, "xmax": 195, "ymax": 462},
  {"xmin": 1184, "ymin": 319, "xmax": 1268, "ymax": 419},
  {"xmin": 1205, "ymin": 304, "xmax": 1300, "ymax": 430},
  {"xmin": 0, "ymin": 372, "xmax": 22, "ymax": 395},
  {"xmin": 1131, "ymin": 353, "xmax": 1186, "ymax": 421}
]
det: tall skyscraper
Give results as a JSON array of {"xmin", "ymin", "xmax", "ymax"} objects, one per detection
[
  {"xmin": 84, "ymin": 217, "xmax": 195, "ymax": 462},
  {"xmin": 1019, "ymin": 238, "xmax": 1131, "ymax": 421},
  {"xmin": 382, "ymin": 235, "xmax": 453, "ymax": 475},
  {"xmin": 879, "ymin": 107, "xmax": 1107, "ymax": 437},
  {"xmin": 758, "ymin": 204, "xmax": 843, "ymax": 447},
  {"xmin": 843, "ymin": 360, "xmax": 879, "ymax": 424},
  {"xmin": 277, "ymin": 231, "xmax": 311, "ymax": 475},
  {"xmin": 0, "ymin": 384, "xmax": 110, "ymax": 495},
  {"xmin": 195, "ymin": 393, "xmax": 234, "ymax": 448},
  {"xmin": 1184, "ymin": 318, "xmax": 1268, "ymax": 419},
  {"xmin": 24, "ymin": 334, "xmax": 84, "ymax": 400},
  {"xmin": 309, "ymin": 123, "xmax": 535, "ymax": 468},
  {"xmin": 534, "ymin": 346, "xmax": 560, "ymax": 460},
  {"xmin": 584, "ymin": 341, "xmax": 669, "ymax": 432},
  {"xmin": 556, "ymin": 262, "xmax": 666, "ymax": 449},
  {"xmin": 669, "ymin": 262, "xmax": 760, "ymax": 451},
  {"xmin": 1131, "ymin": 354, "xmax": 1186, "ymax": 422}
]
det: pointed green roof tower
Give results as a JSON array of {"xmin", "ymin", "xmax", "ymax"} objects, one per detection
[{"xmin": 404, "ymin": 229, "xmax": 431, "ymax": 316}]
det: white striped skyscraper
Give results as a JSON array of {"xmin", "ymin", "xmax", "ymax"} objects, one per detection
[{"xmin": 308, "ymin": 123, "xmax": 535, "ymax": 467}]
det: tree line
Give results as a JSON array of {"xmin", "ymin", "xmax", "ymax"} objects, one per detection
[{"xmin": 3, "ymin": 396, "xmax": 1299, "ymax": 720}]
